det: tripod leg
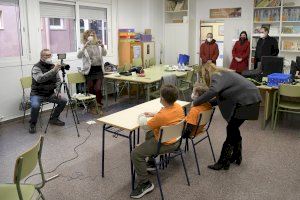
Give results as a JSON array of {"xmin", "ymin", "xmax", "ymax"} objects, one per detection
[
  {"xmin": 65, "ymin": 83, "xmax": 80, "ymax": 137},
  {"xmin": 44, "ymin": 101, "xmax": 56, "ymax": 134}
]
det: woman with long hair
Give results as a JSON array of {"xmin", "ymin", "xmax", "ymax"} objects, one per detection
[
  {"xmin": 230, "ymin": 31, "xmax": 250, "ymax": 74},
  {"xmin": 77, "ymin": 30, "xmax": 107, "ymax": 113},
  {"xmin": 193, "ymin": 63, "xmax": 261, "ymax": 170}
]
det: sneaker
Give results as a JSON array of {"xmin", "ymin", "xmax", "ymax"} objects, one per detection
[
  {"xmin": 29, "ymin": 124, "xmax": 36, "ymax": 134},
  {"xmin": 49, "ymin": 118, "xmax": 65, "ymax": 126},
  {"xmin": 146, "ymin": 161, "xmax": 156, "ymax": 172},
  {"xmin": 130, "ymin": 181, "xmax": 154, "ymax": 199}
]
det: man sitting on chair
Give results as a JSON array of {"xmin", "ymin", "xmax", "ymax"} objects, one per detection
[{"xmin": 29, "ymin": 49, "xmax": 67, "ymax": 134}]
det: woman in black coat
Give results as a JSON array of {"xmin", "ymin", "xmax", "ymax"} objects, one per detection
[{"xmin": 193, "ymin": 63, "xmax": 262, "ymax": 170}]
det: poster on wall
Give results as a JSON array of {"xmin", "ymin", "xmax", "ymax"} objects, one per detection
[{"xmin": 210, "ymin": 7, "xmax": 242, "ymax": 19}]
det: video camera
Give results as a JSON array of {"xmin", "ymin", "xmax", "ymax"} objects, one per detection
[{"xmin": 57, "ymin": 53, "xmax": 70, "ymax": 72}]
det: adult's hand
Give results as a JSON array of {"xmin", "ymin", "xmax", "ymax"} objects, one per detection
[
  {"xmin": 235, "ymin": 57, "xmax": 242, "ymax": 62},
  {"xmin": 144, "ymin": 112, "xmax": 155, "ymax": 117},
  {"xmin": 53, "ymin": 63, "xmax": 62, "ymax": 72}
]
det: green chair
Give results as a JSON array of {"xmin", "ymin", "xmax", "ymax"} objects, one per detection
[
  {"xmin": 67, "ymin": 73, "xmax": 100, "ymax": 115},
  {"xmin": 273, "ymin": 84, "xmax": 300, "ymax": 131},
  {"xmin": 132, "ymin": 58, "xmax": 142, "ymax": 67},
  {"xmin": 149, "ymin": 58, "xmax": 156, "ymax": 67},
  {"xmin": 0, "ymin": 136, "xmax": 50, "ymax": 200},
  {"xmin": 149, "ymin": 74, "xmax": 177, "ymax": 100},
  {"xmin": 178, "ymin": 70, "xmax": 194, "ymax": 100},
  {"xmin": 20, "ymin": 77, "xmax": 49, "ymax": 125}
]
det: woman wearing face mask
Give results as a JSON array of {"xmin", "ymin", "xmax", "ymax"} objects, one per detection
[
  {"xmin": 193, "ymin": 63, "xmax": 261, "ymax": 171},
  {"xmin": 200, "ymin": 33, "xmax": 219, "ymax": 65},
  {"xmin": 77, "ymin": 30, "xmax": 107, "ymax": 113},
  {"xmin": 230, "ymin": 31, "xmax": 250, "ymax": 74}
]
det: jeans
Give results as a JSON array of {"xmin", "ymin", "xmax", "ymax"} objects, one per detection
[{"xmin": 30, "ymin": 94, "xmax": 67, "ymax": 125}]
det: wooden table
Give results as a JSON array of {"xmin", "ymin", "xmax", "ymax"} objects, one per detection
[
  {"xmin": 97, "ymin": 98, "xmax": 190, "ymax": 190},
  {"xmin": 104, "ymin": 65, "xmax": 187, "ymax": 102},
  {"xmin": 257, "ymin": 79, "xmax": 300, "ymax": 129}
]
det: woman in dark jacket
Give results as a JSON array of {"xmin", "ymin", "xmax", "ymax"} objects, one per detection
[
  {"xmin": 230, "ymin": 31, "xmax": 250, "ymax": 74},
  {"xmin": 193, "ymin": 63, "xmax": 262, "ymax": 170}
]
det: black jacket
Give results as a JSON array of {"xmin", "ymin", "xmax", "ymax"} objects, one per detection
[{"xmin": 255, "ymin": 36, "xmax": 279, "ymax": 59}]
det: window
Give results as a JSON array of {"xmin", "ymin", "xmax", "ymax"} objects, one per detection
[
  {"xmin": 40, "ymin": 2, "xmax": 76, "ymax": 54},
  {"xmin": 49, "ymin": 18, "xmax": 64, "ymax": 30},
  {"xmin": 0, "ymin": 1, "xmax": 23, "ymax": 58},
  {"xmin": 0, "ymin": 10, "xmax": 3, "ymax": 29},
  {"xmin": 79, "ymin": 6, "xmax": 108, "ymax": 49}
]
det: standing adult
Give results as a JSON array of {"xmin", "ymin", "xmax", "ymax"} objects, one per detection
[
  {"xmin": 254, "ymin": 27, "xmax": 279, "ymax": 69},
  {"xmin": 200, "ymin": 33, "xmax": 219, "ymax": 65},
  {"xmin": 193, "ymin": 63, "xmax": 262, "ymax": 170},
  {"xmin": 77, "ymin": 30, "xmax": 107, "ymax": 112},
  {"xmin": 230, "ymin": 31, "xmax": 250, "ymax": 74}
]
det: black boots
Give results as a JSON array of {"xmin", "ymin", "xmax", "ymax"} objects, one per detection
[
  {"xmin": 230, "ymin": 140, "xmax": 242, "ymax": 165},
  {"xmin": 208, "ymin": 142, "xmax": 233, "ymax": 170}
]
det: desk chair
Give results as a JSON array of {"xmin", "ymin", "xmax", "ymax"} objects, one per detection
[
  {"xmin": 149, "ymin": 74, "xmax": 177, "ymax": 100},
  {"xmin": 151, "ymin": 120, "xmax": 190, "ymax": 200},
  {"xmin": 185, "ymin": 107, "xmax": 216, "ymax": 175},
  {"xmin": 20, "ymin": 77, "xmax": 49, "ymax": 126},
  {"xmin": 273, "ymin": 84, "xmax": 300, "ymax": 131},
  {"xmin": 149, "ymin": 58, "xmax": 156, "ymax": 67},
  {"xmin": 0, "ymin": 136, "xmax": 58, "ymax": 200},
  {"xmin": 178, "ymin": 70, "xmax": 194, "ymax": 100},
  {"xmin": 67, "ymin": 73, "xmax": 100, "ymax": 115},
  {"xmin": 132, "ymin": 58, "xmax": 143, "ymax": 67}
]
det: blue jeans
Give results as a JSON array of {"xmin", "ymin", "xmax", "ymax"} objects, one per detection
[{"xmin": 30, "ymin": 94, "xmax": 67, "ymax": 124}]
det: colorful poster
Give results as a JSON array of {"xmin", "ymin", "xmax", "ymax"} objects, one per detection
[{"xmin": 210, "ymin": 7, "xmax": 242, "ymax": 19}]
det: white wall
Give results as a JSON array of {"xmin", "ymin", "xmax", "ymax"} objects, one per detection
[
  {"xmin": 0, "ymin": 0, "xmax": 164, "ymax": 122},
  {"xmin": 195, "ymin": 0, "xmax": 254, "ymax": 67}
]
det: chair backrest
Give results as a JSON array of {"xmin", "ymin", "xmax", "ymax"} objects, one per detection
[
  {"xmin": 14, "ymin": 136, "xmax": 44, "ymax": 183},
  {"xmin": 149, "ymin": 57, "xmax": 156, "ymax": 67},
  {"xmin": 20, "ymin": 76, "xmax": 32, "ymax": 89},
  {"xmin": 67, "ymin": 72, "xmax": 86, "ymax": 84},
  {"xmin": 132, "ymin": 57, "xmax": 143, "ymax": 67},
  {"xmin": 279, "ymin": 84, "xmax": 300, "ymax": 98},
  {"xmin": 185, "ymin": 70, "xmax": 194, "ymax": 82},
  {"xmin": 124, "ymin": 63, "xmax": 132, "ymax": 71},
  {"xmin": 162, "ymin": 74, "xmax": 177, "ymax": 85},
  {"xmin": 159, "ymin": 120, "xmax": 185, "ymax": 143},
  {"xmin": 261, "ymin": 56, "xmax": 284, "ymax": 76}
]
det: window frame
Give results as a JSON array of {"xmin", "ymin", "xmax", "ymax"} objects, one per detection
[
  {"xmin": 0, "ymin": 10, "xmax": 3, "ymax": 29},
  {"xmin": 0, "ymin": 0, "xmax": 30, "ymax": 67},
  {"xmin": 77, "ymin": 2, "xmax": 113, "ymax": 57}
]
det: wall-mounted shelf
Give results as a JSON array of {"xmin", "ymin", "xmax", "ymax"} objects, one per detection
[
  {"xmin": 281, "ymin": 34, "xmax": 300, "ymax": 37},
  {"xmin": 280, "ymin": 49, "xmax": 300, "ymax": 52},
  {"xmin": 254, "ymin": 6, "xmax": 281, "ymax": 9}
]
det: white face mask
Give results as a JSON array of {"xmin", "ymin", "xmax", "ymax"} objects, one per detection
[
  {"xmin": 191, "ymin": 93, "xmax": 198, "ymax": 100},
  {"xmin": 45, "ymin": 58, "xmax": 53, "ymax": 64},
  {"xmin": 207, "ymin": 38, "xmax": 212, "ymax": 42},
  {"xmin": 259, "ymin": 33, "xmax": 265, "ymax": 38},
  {"xmin": 87, "ymin": 36, "xmax": 94, "ymax": 42}
]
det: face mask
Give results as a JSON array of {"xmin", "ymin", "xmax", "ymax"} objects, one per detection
[
  {"xmin": 191, "ymin": 93, "xmax": 198, "ymax": 100},
  {"xmin": 45, "ymin": 58, "xmax": 52, "ymax": 64},
  {"xmin": 259, "ymin": 33, "xmax": 265, "ymax": 38},
  {"xmin": 207, "ymin": 38, "xmax": 212, "ymax": 42},
  {"xmin": 87, "ymin": 36, "xmax": 94, "ymax": 42}
]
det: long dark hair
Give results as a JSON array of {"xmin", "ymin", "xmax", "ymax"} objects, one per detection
[{"xmin": 239, "ymin": 31, "xmax": 248, "ymax": 45}]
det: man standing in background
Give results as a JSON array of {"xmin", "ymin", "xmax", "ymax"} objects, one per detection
[{"xmin": 200, "ymin": 33, "xmax": 219, "ymax": 65}]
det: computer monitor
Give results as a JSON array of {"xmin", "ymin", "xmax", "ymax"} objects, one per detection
[
  {"xmin": 261, "ymin": 56, "xmax": 284, "ymax": 76},
  {"xmin": 296, "ymin": 56, "xmax": 300, "ymax": 67},
  {"xmin": 290, "ymin": 60, "xmax": 298, "ymax": 81}
]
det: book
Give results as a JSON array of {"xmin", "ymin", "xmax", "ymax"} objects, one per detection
[{"xmin": 174, "ymin": 2, "xmax": 184, "ymax": 11}]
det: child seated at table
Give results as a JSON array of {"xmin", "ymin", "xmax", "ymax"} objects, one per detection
[
  {"xmin": 183, "ymin": 83, "xmax": 212, "ymax": 138},
  {"xmin": 131, "ymin": 84, "xmax": 185, "ymax": 199}
]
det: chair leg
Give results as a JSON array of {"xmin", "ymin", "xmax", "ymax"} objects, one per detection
[
  {"xmin": 94, "ymin": 99, "xmax": 100, "ymax": 114},
  {"xmin": 37, "ymin": 188, "xmax": 45, "ymax": 200},
  {"xmin": 155, "ymin": 164, "xmax": 164, "ymax": 200},
  {"xmin": 207, "ymin": 131, "xmax": 216, "ymax": 163},
  {"xmin": 273, "ymin": 108, "xmax": 279, "ymax": 131},
  {"xmin": 23, "ymin": 109, "xmax": 26, "ymax": 123},
  {"xmin": 191, "ymin": 139, "xmax": 201, "ymax": 175},
  {"xmin": 180, "ymin": 151, "xmax": 190, "ymax": 186},
  {"xmin": 39, "ymin": 105, "xmax": 44, "ymax": 128}
]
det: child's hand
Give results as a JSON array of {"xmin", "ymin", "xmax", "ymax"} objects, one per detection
[{"xmin": 144, "ymin": 112, "xmax": 155, "ymax": 117}]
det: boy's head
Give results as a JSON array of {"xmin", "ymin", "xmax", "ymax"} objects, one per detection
[
  {"xmin": 191, "ymin": 82, "xmax": 208, "ymax": 100},
  {"xmin": 160, "ymin": 84, "xmax": 178, "ymax": 106}
]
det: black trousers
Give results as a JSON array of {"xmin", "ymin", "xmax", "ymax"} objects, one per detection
[{"xmin": 225, "ymin": 117, "xmax": 245, "ymax": 146}]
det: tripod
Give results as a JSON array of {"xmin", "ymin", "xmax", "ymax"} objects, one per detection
[{"xmin": 44, "ymin": 69, "xmax": 80, "ymax": 137}]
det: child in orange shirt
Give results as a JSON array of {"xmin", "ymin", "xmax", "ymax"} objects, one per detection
[
  {"xmin": 184, "ymin": 83, "xmax": 212, "ymax": 138},
  {"xmin": 130, "ymin": 85, "xmax": 185, "ymax": 199}
]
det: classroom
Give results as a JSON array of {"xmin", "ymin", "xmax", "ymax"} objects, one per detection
[{"xmin": 0, "ymin": 0, "xmax": 299, "ymax": 199}]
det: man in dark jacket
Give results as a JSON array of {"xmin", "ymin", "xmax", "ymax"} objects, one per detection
[
  {"xmin": 200, "ymin": 33, "xmax": 219, "ymax": 64},
  {"xmin": 29, "ymin": 49, "xmax": 67, "ymax": 134},
  {"xmin": 254, "ymin": 27, "xmax": 279, "ymax": 69}
]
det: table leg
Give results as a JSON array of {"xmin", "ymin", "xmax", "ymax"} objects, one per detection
[
  {"xmin": 102, "ymin": 124, "xmax": 106, "ymax": 177},
  {"xmin": 114, "ymin": 80, "xmax": 117, "ymax": 102},
  {"xmin": 146, "ymin": 84, "xmax": 150, "ymax": 101},
  {"xmin": 127, "ymin": 82, "xmax": 131, "ymax": 99},
  {"xmin": 137, "ymin": 128, "xmax": 140, "ymax": 144},
  {"xmin": 129, "ymin": 131, "xmax": 135, "ymax": 190}
]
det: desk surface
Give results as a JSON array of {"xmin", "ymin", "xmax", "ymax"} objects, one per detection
[
  {"xmin": 257, "ymin": 79, "xmax": 300, "ymax": 90},
  {"xmin": 97, "ymin": 98, "xmax": 190, "ymax": 131},
  {"xmin": 104, "ymin": 65, "xmax": 187, "ymax": 84}
]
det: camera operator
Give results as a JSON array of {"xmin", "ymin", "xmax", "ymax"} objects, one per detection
[
  {"xmin": 77, "ymin": 30, "xmax": 107, "ymax": 114},
  {"xmin": 29, "ymin": 49, "xmax": 67, "ymax": 134}
]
